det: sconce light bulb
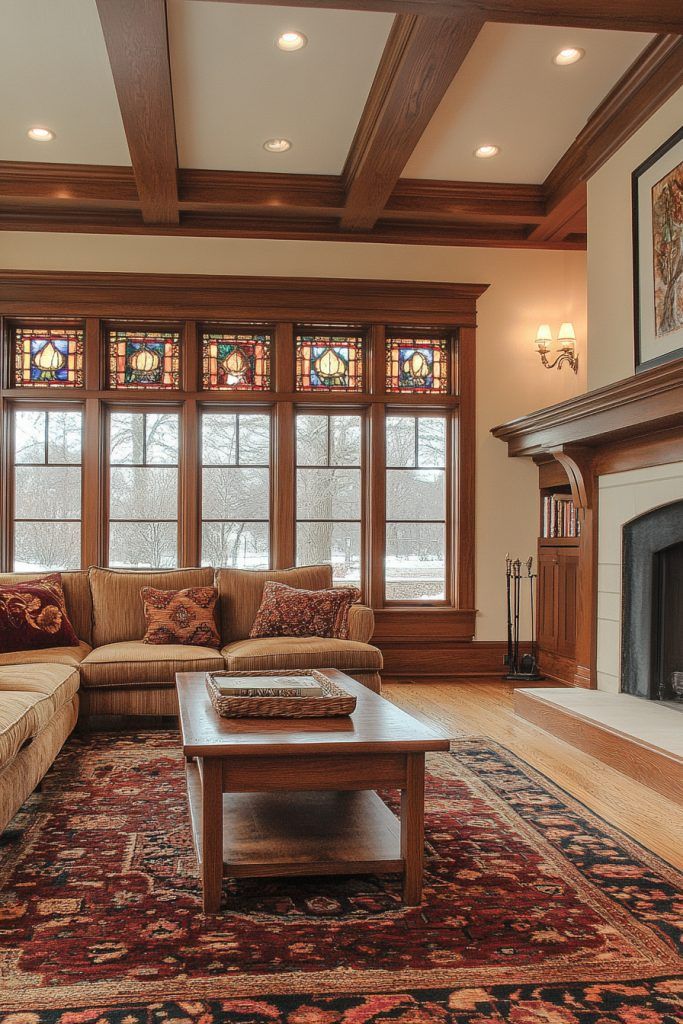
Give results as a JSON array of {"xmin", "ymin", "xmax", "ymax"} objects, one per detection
[
  {"xmin": 535, "ymin": 323, "xmax": 553, "ymax": 352},
  {"xmin": 557, "ymin": 321, "xmax": 576, "ymax": 351}
]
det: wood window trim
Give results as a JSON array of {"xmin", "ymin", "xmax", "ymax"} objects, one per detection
[{"xmin": 0, "ymin": 272, "xmax": 483, "ymax": 637}]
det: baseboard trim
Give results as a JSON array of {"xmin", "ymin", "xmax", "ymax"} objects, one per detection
[
  {"xmin": 538, "ymin": 649, "xmax": 577, "ymax": 686},
  {"xmin": 379, "ymin": 640, "xmax": 532, "ymax": 678}
]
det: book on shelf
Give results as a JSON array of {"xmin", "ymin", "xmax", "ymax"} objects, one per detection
[
  {"xmin": 210, "ymin": 675, "xmax": 325, "ymax": 698},
  {"xmin": 542, "ymin": 494, "xmax": 581, "ymax": 539}
]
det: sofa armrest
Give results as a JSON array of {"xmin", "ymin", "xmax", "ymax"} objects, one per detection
[{"xmin": 348, "ymin": 603, "xmax": 375, "ymax": 643}]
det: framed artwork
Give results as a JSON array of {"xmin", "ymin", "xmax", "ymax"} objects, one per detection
[{"xmin": 632, "ymin": 126, "xmax": 683, "ymax": 373}]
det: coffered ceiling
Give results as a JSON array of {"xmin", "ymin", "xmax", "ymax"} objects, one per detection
[
  {"xmin": 168, "ymin": 2, "xmax": 393, "ymax": 174},
  {"xmin": 403, "ymin": 23, "xmax": 652, "ymax": 183},
  {"xmin": 0, "ymin": 0, "xmax": 681, "ymax": 249},
  {"xmin": 0, "ymin": 0, "xmax": 130, "ymax": 165}
]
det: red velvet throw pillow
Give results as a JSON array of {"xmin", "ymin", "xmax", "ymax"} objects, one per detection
[
  {"xmin": 141, "ymin": 586, "xmax": 221, "ymax": 649},
  {"xmin": 0, "ymin": 573, "xmax": 79, "ymax": 654},
  {"xmin": 249, "ymin": 582, "xmax": 360, "ymax": 640}
]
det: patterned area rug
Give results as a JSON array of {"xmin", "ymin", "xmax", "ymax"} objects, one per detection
[{"xmin": 0, "ymin": 731, "xmax": 680, "ymax": 1022}]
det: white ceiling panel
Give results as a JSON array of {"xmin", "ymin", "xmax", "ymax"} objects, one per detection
[
  {"xmin": 0, "ymin": 0, "xmax": 131, "ymax": 165},
  {"xmin": 168, "ymin": 1, "xmax": 393, "ymax": 174},
  {"xmin": 404, "ymin": 24, "xmax": 654, "ymax": 183}
]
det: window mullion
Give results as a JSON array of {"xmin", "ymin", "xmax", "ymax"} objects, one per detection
[
  {"xmin": 272, "ymin": 401, "xmax": 295, "ymax": 568},
  {"xmin": 366, "ymin": 404, "xmax": 385, "ymax": 607},
  {"xmin": 180, "ymin": 398, "xmax": 200, "ymax": 567},
  {"xmin": 81, "ymin": 398, "xmax": 102, "ymax": 568}
]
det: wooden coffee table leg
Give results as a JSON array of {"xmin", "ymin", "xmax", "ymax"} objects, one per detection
[
  {"xmin": 200, "ymin": 758, "xmax": 223, "ymax": 912},
  {"xmin": 400, "ymin": 752, "xmax": 425, "ymax": 905}
]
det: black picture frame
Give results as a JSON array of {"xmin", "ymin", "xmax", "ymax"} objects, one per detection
[{"xmin": 632, "ymin": 125, "xmax": 683, "ymax": 374}]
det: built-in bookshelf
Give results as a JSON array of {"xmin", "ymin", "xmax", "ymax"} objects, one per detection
[
  {"xmin": 536, "ymin": 469, "xmax": 579, "ymax": 684},
  {"xmin": 541, "ymin": 490, "xmax": 581, "ymax": 541}
]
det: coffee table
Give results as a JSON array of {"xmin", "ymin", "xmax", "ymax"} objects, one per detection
[{"xmin": 176, "ymin": 669, "xmax": 449, "ymax": 911}]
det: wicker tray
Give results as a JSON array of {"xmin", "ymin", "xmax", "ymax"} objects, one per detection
[{"xmin": 205, "ymin": 669, "xmax": 357, "ymax": 718}]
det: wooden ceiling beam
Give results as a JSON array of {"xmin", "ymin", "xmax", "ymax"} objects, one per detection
[
  {"xmin": 0, "ymin": 205, "xmax": 584, "ymax": 249},
  {"xmin": 340, "ymin": 13, "xmax": 483, "ymax": 231},
  {"xmin": 386, "ymin": 180, "xmax": 546, "ymax": 223},
  {"xmin": 179, "ymin": 170, "xmax": 345, "ymax": 213},
  {"xmin": 206, "ymin": 1, "xmax": 683, "ymax": 34},
  {"xmin": 95, "ymin": 0, "xmax": 179, "ymax": 224},
  {"xmin": 0, "ymin": 163, "xmax": 546, "ymax": 224},
  {"xmin": 0, "ymin": 162, "xmax": 139, "ymax": 207}
]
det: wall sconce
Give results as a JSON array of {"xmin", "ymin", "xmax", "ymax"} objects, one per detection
[{"xmin": 534, "ymin": 322, "xmax": 579, "ymax": 373}]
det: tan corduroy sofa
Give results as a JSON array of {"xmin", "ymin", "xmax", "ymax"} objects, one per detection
[{"xmin": 0, "ymin": 564, "xmax": 382, "ymax": 833}]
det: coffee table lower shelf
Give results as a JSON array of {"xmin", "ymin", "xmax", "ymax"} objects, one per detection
[{"xmin": 186, "ymin": 761, "xmax": 403, "ymax": 884}]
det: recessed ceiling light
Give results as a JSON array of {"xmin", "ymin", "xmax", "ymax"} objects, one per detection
[
  {"xmin": 277, "ymin": 31, "xmax": 307, "ymax": 51},
  {"xmin": 474, "ymin": 144, "xmax": 499, "ymax": 159},
  {"xmin": 553, "ymin": 47, "xmax": 585, "ymax": 66},
  {"xmin": 27, "ymin": 126, "xmax": 55, "ymax": 142},
  {"xmin": 263, "ymin": 138, "xmax": 292, "ymax": 153}
]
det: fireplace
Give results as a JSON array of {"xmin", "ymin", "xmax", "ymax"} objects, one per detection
[{"xmin": 621, "ymin": 499, "xmax": 683, "ymax": 701}]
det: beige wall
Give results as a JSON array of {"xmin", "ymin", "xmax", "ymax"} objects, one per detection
[
  {"xmin": 587, "ymin": 85, "xmax": 683, "ymax": 390},
  {"xmin": 0, "ymin": 231, "xmax": 586, "ymax": 640}
]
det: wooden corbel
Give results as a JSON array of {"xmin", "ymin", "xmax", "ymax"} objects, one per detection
[{"xmin": 550, "ymin": 445, "xmax": 595, "ymax": 514}]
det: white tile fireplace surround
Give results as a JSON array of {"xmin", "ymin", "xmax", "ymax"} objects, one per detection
[{"xmin": 597, "ymin": 462, "xmax": 683, "ymax": 693}]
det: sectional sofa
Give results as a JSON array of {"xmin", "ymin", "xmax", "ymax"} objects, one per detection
[{"xmin": 0, "ymin": 563, "xmax": 382, "ymax": 834}]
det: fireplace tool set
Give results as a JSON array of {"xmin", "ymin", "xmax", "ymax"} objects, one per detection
[{"xmin": 504, "ymin": 554, "xmax": 544, "ymax": 681}]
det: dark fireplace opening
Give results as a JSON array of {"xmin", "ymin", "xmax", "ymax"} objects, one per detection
[
  {"xmin": 621, "ymin": 499, "xmax": 683, "ymax": 702},
  {"xmin": 655, "ymin": 541, "xmax": 683, "ymax": 702}
]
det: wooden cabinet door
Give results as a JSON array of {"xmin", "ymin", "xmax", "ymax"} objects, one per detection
[
  {"xmin": 556, "ymin": 552, "xmax": 578, "ymax": 658},
  {"xmin": 537, "ymin": 549, "xmax": 557, "ymax": 652}
]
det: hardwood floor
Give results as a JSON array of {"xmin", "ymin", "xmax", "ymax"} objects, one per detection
[{"xmin": 382, "ymin": 678, "xmax": 683, "ymax": 870}]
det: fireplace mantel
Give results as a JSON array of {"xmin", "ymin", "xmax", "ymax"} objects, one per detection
[
  {"xmin": 492, "ymin": 358, "xmax": 683, "ymax": 690},
  {"xmin": 491, "ymin": 357, "xmax": 683, "ymax": 459}
]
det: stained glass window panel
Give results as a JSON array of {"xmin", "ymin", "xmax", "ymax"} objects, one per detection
[
  {"xmin": 295, "ymin": 334, "xmax": 364, "ymax": 392},
  {"xmin": 107, "ymin": 330, "xmax": 180, "ymax": 389},
  {"xmin": 13, "ymin": 326, "xmax": 84, "ymax": 387},
  {"xmin": 202, "ymin": 332, "xmax": 271, "ymax": 390},
  {"xmin": 386, "ymin": 336, "xmax": 449, "ymax": 393}
]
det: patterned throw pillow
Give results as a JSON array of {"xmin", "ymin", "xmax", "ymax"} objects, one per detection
[
  {"xmin": 141, "ymin": 586, "xmax": 221, "ymax": 648},
  {"xmin": 0, "ymin": 573, "xmax": 80, "ymax": 654},
  {"xmin": 249, "ymin": 582, "xmax": 360, "ymax": 640}
]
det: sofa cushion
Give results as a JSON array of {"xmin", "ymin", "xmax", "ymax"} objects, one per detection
[
  {"xmin": 222, "ymin": 637, "xmax": 383, "ymax": 672},
  {"xmin": 347, "ymin": 604, "xmax": 375, "ymax": 644},
  {"xmin": 0, "ymin": 663, "xmax": 80, "ymax": 708},
  {"xmin": 250, "ymin": 582, "xmax": 360, "ymax": 640},
  {"xmin": 0, "ymin": 570, "xmax": 92, "ymax": 645},
  {"xmin": 89, "ymin": 567, "xmax": 215, "ymax": 647},
  {"xmin": 80, "ymin": 640, "xmax": 223, "ymax": 688},
  {"xmin": 0, "ymin": 574, "xmax": 80, "ymax": 654},
  {"xmin": 0, "ymin": 692, "xmax": 46, "ymax": 770},
  {"xmin": 0, "ymin": 640, "xmax": 91, "ymax": 668},
  {"xmin": 141, "ymin": 586, "xmax": 221, "ymax": 648},
  {"xmin": 0, "ymin": 664, "xmax": 80, "ymax": 769},
  {"xmin": 216, "ymin": 565, "xmax": 333, "ymax": 642}
]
